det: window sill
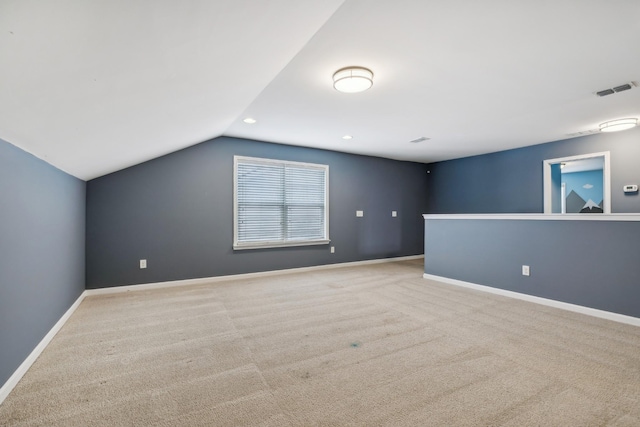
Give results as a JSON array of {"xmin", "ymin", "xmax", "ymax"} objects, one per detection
[{"xmin": 233, "ymin": 239, "xmax": 331, "ymax": 251}]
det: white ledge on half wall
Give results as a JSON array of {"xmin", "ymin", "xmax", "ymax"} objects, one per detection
[{"xmin": 423, "ymin": 213, "xmax": 640, "ymax": 221}]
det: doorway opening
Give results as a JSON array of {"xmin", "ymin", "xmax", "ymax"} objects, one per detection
[{"xmin": 543, "ymin": 152, "xmax": 610, "ymax": 214}]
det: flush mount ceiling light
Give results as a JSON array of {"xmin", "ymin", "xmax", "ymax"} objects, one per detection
[
  {"xmin": 332, "ymin": 66, "xmax": 373, "ymax": 93},
  {"xmin": 243, "ymin": 117, "xmax": 257, "ymax": 124},
  {"xmin": 342, "ymin": 135, "xmax": 353, "ymax": 140},
  {"xmin": 599, "ymin": 118, "xmax": 638, "ymax": 133}
]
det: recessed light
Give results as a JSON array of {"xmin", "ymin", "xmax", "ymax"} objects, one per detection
[
  {"xmin": 243, "ymin": 117, "xmax": 257, "ymax": 124},
  {"xmin": 342, "ymin": 135, "xmax": 353, "ymax": 140}
]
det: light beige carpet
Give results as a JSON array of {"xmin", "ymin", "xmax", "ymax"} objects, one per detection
[{"xmin": 1, "ymin": 259, "xmax": 639, "ymax": 426}]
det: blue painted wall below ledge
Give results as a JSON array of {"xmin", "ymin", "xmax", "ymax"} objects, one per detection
[
  {"xmin": 423, "ymin": 217, "xmax": 640, "ymax": 318},
  {"xmin": 425, "ymin": 126, "xmax": 640, "ymax": 213},
  {"xmin": 86, "ymin": 136, "xmax": 429, "ymax": 288},
  {"xmin": 0, "ymin": 139, "xmax": 86, "ymax": 388}
]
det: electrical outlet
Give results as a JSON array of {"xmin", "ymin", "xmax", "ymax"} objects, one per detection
[
  {"xmin": 140, "ymin": 259, "xmax": 147, "ymax": 269},
  {"xmin": 392, "ymin": 211, "xmax": 397, "ymax": 217},
  {"xmin": 522, "ymin": 265, "xmax": 530, "ymax": 276},
  {"xmin": 330, "ymin": 246, "xmax": 335, "ymax": 253},
  {"xmin": 356, "ymin": 210, "xmax": 364, "ymax": 217}
]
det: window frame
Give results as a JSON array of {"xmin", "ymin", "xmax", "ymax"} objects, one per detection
[{"xmin": 233, "ymin": 155, "xmax": 330, "ymax": 250}]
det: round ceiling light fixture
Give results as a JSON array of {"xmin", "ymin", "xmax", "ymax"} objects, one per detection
[
  {"xmin": 243, "ymin": 117, "xmax": 257, "ymax": 124},
  {"xmin": 599, "ymin": 118, "xmax": 638, "ymax": 133},
  {"xmin": 332, "ymin": 66, "xmax": 373, "ymax": 93}
]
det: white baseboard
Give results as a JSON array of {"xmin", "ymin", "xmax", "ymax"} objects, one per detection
[
  {"xmin": 86, "ymin": 255, "xmax": 425, "ymax": 296},
  {"xmin": 423, "ymin": 273, "xmax": 640, "ymax": 328},
  {"xmin": 0, "ymin": 291, "xmax": 87, "ymax": 406}
]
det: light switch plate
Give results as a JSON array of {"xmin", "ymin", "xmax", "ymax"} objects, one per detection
[
  {"xmin": 140, "ymin": 259, "xmax": 147, "ymax": 269},
  {"xmin": 392, "ymin": 211, "xmax": 397, "ymax": 217},
  {"xmin": 356, "ymin": 210, "xmax": 364, "ymax": 217}
]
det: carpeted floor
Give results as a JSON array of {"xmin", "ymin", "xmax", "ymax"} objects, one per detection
[{"xmin": 1, "ymin": 259, "xmax": 639, "ymax": 426}]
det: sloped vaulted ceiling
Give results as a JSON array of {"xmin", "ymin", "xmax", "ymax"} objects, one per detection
[{"xmin": 1, "ymin": 0, "xmax": 639, "ymax": 180}]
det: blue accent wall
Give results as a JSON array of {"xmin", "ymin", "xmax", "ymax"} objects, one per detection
[
  {"xmin": 424, "ymin": 217, "xmax": 640, "ymax": 318},
  {"xmin": 86, "ymin": 137, "xmax": 429, "ymax": 288},
  {"xmin": 425, "ymin": 126, "xmax": 640, "ymax": 213},
  {"xmin": 0, "ymin": 139, "xmax": 85, "ymax": 387}
]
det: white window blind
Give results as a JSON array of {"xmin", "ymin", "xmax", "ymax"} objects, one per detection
[{"xmin": 234, "ymin": 156, "xmax": 329, "ymax": 250}]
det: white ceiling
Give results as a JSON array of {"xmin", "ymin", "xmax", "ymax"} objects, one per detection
[{"xmin": 2, "ymin": 0, "xmax": 640, "ymax": 180}]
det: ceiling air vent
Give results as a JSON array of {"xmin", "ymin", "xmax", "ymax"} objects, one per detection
[
  {"xmin": 613, "ymin": 83, "xmax": 632, "ymax": 93},
  {"xmin": 596, "ymin": 81, "xmax": 637, "ymax": 97},
  {"xmin": 596, "ymin": 89, "xmax": 614, "ymax": 97},
  {"xmin": 409, "ymin": 136, "xmax": 430, "ymax": 143},
  {"xmin": 566, "ymin": 129, "xmax": 600, "ymax": 137}
]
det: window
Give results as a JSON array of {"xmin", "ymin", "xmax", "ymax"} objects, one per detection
[{"xmin": 233, "ymin": 156, "xmax": 329, "ymax": 250}]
